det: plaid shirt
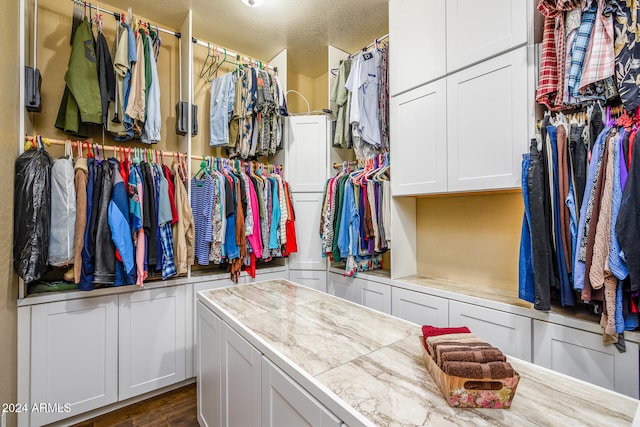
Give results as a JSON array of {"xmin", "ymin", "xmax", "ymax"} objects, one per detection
[
  {"xmin": 567, "ymin": 3, "xmax": 598, "ymax": 98},
  {"xmin": 536, "ymin": 0, "xmax": 561, "ymax": 109},
  {"xmin": 160, "ymin": 223, "xmax": 177, "ymax": 280},
  {"xmin": 579, "ymin": 0, "xmax": 615, "ymax": 91}
]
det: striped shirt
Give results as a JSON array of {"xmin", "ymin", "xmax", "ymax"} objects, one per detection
[{"xmin": 191, "ymin": 175, "xmax": 215, "ymax": 265}]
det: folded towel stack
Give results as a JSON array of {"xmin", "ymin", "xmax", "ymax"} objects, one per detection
[{"xmin": 422, "ymin": 325, "xmax": 514, "ymax": 380}]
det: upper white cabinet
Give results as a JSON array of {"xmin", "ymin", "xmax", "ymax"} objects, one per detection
[
  {"xmin": 118, "ymin": 286, "xmax": 186, "ymax": 400},
  {"xmin": 261, "ymin": 358, "xmax": 342, "ymax": 427},
  {"xmin": 446, "ymin": 47, "xmax": 527, "ymax": 192},
  {"xmin": 445, "ymin": 0, "xmax": 527, "ymax": 72},
  {"xmin": 391, "ymin": 287, "xmax": 449, "ymax": 327},
  {"xmin": 289, "ymin": 192, "xmax": 326, "ymax": 270},
  {"xmin": 449, "ymin": 300, "xmax": 532, "ymax": 361},
  {"xmin": 533, "ymin": 320, "xmax": 639, "ymax": 399},
  {"xmin": 389, "ymin": 0, "xmax": 446, "ymax": 96},
  {"xmin": 30, "ymin": 296, "xmax": 118, "ymax": 426},
  {"xmin": 285, "ymin": 116, "xmax": 329, "ymax": 193},
  {"xmin": 391, "ymin": 78, "xmax": 447, "ymax": 196}
]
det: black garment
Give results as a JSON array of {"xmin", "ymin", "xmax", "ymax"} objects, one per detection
[
  {"xmin": 96, "ymin": 31, "xmax": 115, "ymax": 125},
  {"xmin": 141, "ymin": 162, "xmax": 158, "ymax": 267},
  {"xmin": 540, "ymin": 117, "xmax": 560, "ymax": 292},
  {"xmin": 223, "ymin": 173, "xmax": 235, "ymax": 217},
  {"xmin": 589, "ymin": 105, "xmax": 604, "ymax": 152},
  {"xmin": 93, "ymin": 160, "xmax": 115, "ymax": 284},
  {"xmin": 233, "ymin": 172, "xmax": 248, "ymax": 219},
  {"xmin": 616, "ymin": 136, "xmax": 640, "ymax": 291},
  {"xmin": 527, "ymin": 139, "xmax": 555, "ymax": 310},
  {"xmin": 88, "ymin": 159, "xmax": 103, "ymax": 258},
  {"xmin": 570, "ymin": 123, "xmax": 588, "ymax": 210}
]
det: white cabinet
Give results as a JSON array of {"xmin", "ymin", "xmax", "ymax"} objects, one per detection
[
  {"xmin": 245, "ymin": 269, "xmax": 289, "ymax": 283},
  {"xmin": 389, "ymin": 0, "xmax": 446, "ymax": 96},
  {"xmin": 327, "ymin": 273, "xmax": 391, "ymax": 314},
  {"xmin": 289, "ymin": 269, "xmax": 327, "ymax": 292},
  {"xmin": 289, "ymin": 192, "xmax": 326, "ymax": 270},
  {"xmin": 391, "ymin": 78, "xmax": 447, "ymax": 195},
  {"xmin": 446, "ymin": 47, "xmax": 527, "ymax": 192},
  {"xmin": 197, "ymin": 302, "xmax": 223, "ymax": 427},
  {"xmin": 533, "ymin": 320, "xmax": 639, "ymax": 399},
  {"xmin": 391, "ymin": 287, "xmax": 449, "ymax": 327},
  {"xmin": 445, "ymin": 0, "xmax": 527, "ymax": 72},
  {"xmin": 285, "ymin": 115, "xmax": 329, "ymax": 192},
  {"xmin": 118, "ymin": 286, "xmax": 186, "ymax": 400},
  {"xmin": 449, "ymin": 300, "xmax": 532, "ymax": 361},
  {"xmin": 30, "ymin": 296, "xmax": 118, "ymax": 426},
  {"xmin": 222, "ymin": 324, "xmax": 262, "ymax": 427},
  {"xmin": 261, "ymin": 357, "xmax": 342, "ymax": 427}
]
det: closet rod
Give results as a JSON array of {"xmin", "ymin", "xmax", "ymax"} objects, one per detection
[
  {"xmin": 24, "ymin": 135, "xmax": 285, "ymax": 169},
  {"xmin": 192, "ymin": 37, "xmax": 275, "ymax": 71},
  {"xmin": 358, "ymin": 33, "xmax": 389, "ymax": 53},
  {"xmin": 332, "ymin": 161, "xmax": 359, "ymax": 169},
  {"xmin": 69, "ymin": 0, "xmax": 181, "ymax": 38}
]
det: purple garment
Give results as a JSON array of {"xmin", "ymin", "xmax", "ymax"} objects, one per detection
[{"xmin": 620, "ymin": 135, "xmax": 629, "ymax": 190}]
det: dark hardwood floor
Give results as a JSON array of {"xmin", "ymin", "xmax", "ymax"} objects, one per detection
[{"xmin": 71, "ymin": 384, "xmax": 198, "ymax": 427}]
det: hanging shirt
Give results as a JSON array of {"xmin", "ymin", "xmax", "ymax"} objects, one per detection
[
  {"xmin": 142, "ymin": 34, "xmax": 162, "ymax": 143},
  {"xmin": 209, "ymin": 72, "xmax": 237, "ymax": 147},
  {"xmin": 191, "ymin": 174, "xmax": 215, "ymax": 265},
  {"xmin": 345, "ymin": 50, "xmax": 382, "ymax": 147},
  {"xmin": 579, "ymin": 0, "xmax": 615, "ymax": 93}
]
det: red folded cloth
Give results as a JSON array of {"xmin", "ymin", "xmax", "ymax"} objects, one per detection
[
  {"xmin": 442, "ymin": 361, "xmax": 515, "ymax": 379},
  {"xmin": 422, "ymin": 325, "xmax": 471, "ymax": 339}
]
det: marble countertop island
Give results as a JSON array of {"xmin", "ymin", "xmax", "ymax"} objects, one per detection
[{"xmin": 197, "ymin": 279, "xmax": 640, "ymax": 426}]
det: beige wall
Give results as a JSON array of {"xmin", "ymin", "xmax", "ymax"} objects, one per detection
[
  {"xmin": 416, "ymin": 192, "xmax": 523, "ymax": 293},
  {"xmin": 287, "ymin": 69, "xmax": 328, "ymax": 114},
  {"xmin": 1, "ymin": 0, "xmax": 20, "ymax": 426}
]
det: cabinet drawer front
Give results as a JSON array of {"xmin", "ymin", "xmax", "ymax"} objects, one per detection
[
  {"xmin": 391, "ymin": 287, "xmax": 448, "ymax": 327},
  {"xmin": 30, "ymin": 297, "xmax": 118, "ymax": 426},
  {"xmin": 533, "ymin": 320, "xmax": 639, "ymax": 398},
  {"xmin": 446, "ymin": 47, "xmax": 528, "ymax": 192},
  {"xmin": 289, "ymin": 270, "xmax": 327, "ymax": 293},
  {"xmin": 391, "ymin": 78, "xmax": 448, "ymax": 195},
  {"xmin": 389, "ymin": 0, "xmax": 446, "ymax": 95},
  {"xmin": 446, "ymin": 0, "xmax": 527, "ymax": 72},
  {"xmin": 449, "ymin": 300, "xmax": 532, "ymax": 361}
]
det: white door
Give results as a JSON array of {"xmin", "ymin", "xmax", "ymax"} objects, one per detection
[
  {"xmin": 118, "ymin": 286, "xmax": 186, "ymax": 399},
  {"xmin": 222, "ymin": 324, "xmax": 262, "ymax": 427},
  {"xmin": 391, "ymin": 287, "xmax": 449, "ymax": 327},
  {"xmin": 447, "ymin": 47, "xmax": 528, "ymax": 192},
  {"xmin": 197, "ymin": 302, "xmax": 223, "ymax": 427},
  {"xmin": 356, "ymin": 281, "xmax": 392, "ymax": 314},
  {"xmin": 289, "ymin": 193, "xmax": 326, "ymax": 270},
  {"xmin": 446, "ymin": 0, "xmax": 527, "ymax": 72},
  {"xmin": 327, "ymin": 272, "xmax": 362, "ymax": 304},
  {"xmin": 285, "ymin": 116, "xmax": 328, "ymax": 192},
  {"xmin": 289, "ymin": 270, "xmax": 327, "ymax": 293},
  {"xmin": 533, "ymin": 320, "xmax": 639, "ymax": 399},
  {"xmin": 391, "ymin": 78, "xmax": 447, "ymax": 195},
  {"xmin": 261, "ymin": 357, "xmax": 342, "ymax": 427},
  {"xmin": 389, "ymin": 0, "xmax": 446, "ymax": 95},
  {"xmin": 30, "ymin": 296, "xmax": 118, "ymax": 426},
  {"xmin": 449, "ymin": 300, "xmax": 532, "ymax": 361}
]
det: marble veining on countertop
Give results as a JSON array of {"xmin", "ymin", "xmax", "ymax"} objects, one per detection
[{"xmin": 198, "ymin": 280, "xmax": 640, "ymax": 426}]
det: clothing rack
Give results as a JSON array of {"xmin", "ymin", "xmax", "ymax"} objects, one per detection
[
  {"xmin": 359, "ymin": 33, "xmax": 389, "ymax": 53},
  {"xmin": 69, "ymin": 0, "xmax": 181, "ymax": 38},
  {"xmin": 192, "ymin": 37, "xmax": 275, "ymax": 72},
  {"xmin": 23, "ymin": 135, "xmax": 284, "ymax": 171}
]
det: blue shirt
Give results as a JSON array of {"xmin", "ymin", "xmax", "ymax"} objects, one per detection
[{"xmin": 191, "ymin": 174, "xmax": 215, "ymax": 265}]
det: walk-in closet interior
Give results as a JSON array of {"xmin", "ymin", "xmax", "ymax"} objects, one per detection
[{"xmin": 4, "ymin": 0, "xmax": 640, "ymax": 425}]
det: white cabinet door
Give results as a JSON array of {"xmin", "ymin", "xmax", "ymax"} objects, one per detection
[
  {"xmin": 389, "ymin": 0, "xmax": 446, "ymax": 95},
  {"xmin": 447, "ymin": 47, "xmax": 527, "ymax": 192},
  {"xmin": 289, "ymin": 193, "xmax": 326, "ymax": 270},
  {"xmin": 391, "ymin": 78, "xmax": 447, "ymax": 195},
  {"xmin": 197, "ymin": 302, "xmax": 223, "ymax": 427},
  {"xmin": 30, "ymin": 296, "xmax": 118, "ymax": 426},
  {"xmin": 357, "ymin": 281, "xmax": 392, "ymax": 314},
  {"xmin": 289, "ymin": 270, "xmax": 328, "ymax": 293},
  {"xmin": 327, "ymin": 273, "xmax": 362, "ymax": 304},
  {"xmin": 261, "ymin": 357, "xmax": 342, "ymax": 427},
  {"xmin": 119, "ymin": 286, "xmax": 186, "ymax": 400},
  {"xmin": 391, "ymin": 287, "xmax": 449, "ymax": 327},
  {"xmin": 222, "ymin": 324, "xmax": 262, "ymax": 427},
  {"xmin": 449, "ymin": 300, "xmax": 532, "ymax": 361},
  {"xmin": 533, "ymin": 320, "xmax": 639, "ymax": 399},
  {"xmin": 285, "ymin": 116, "xmax": 328, "ymax": 192},
  {"xmin": 446, "ymin": 0, "xmax": 527, "ymax": 72}
]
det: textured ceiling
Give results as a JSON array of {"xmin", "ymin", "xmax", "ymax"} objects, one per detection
[{"xmin": 98, "ymin": 0, "xmax": 389, "ymax": 77}]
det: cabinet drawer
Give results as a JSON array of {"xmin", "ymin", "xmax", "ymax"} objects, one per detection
[
  {"xmin": 533, "ymin": 320, "xmax": 639, "ymax": 399},
  {"xmin": 392, "ymin": 287, "xmax": 448, "ymax": 327},
  {"xmin": 446, "ymin": 0, "xmax": 527, "ymax": 72},
  {"xmin": 449, "ymin": 300, "xmax": 531, "ymax": 361},
  {"xmin": 289, "ymin": 270, "xmax": 327, "ymax": 292}
]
